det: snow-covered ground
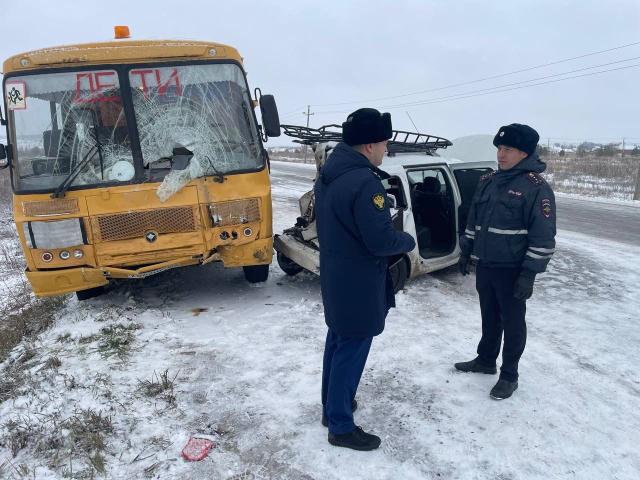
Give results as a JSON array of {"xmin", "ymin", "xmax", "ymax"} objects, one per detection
[{"xmin": 0, "ymin": 161, "xmax": 639, "ymax": 479}]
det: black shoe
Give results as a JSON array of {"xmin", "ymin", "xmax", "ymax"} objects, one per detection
[
  {"xmin": 328, "ymin": 426, "xmax": 381, "ymax": 451},
  {"xmin": 322, "ymin": 399, "xmax": 357, "ymax": 428},
  {"xmin": 454, "ymin": 359, "xmax": 497, "ymax": 374},
  {"xmin": 490, "ymin": 379, "xmax": 518, "ymax": 400}
]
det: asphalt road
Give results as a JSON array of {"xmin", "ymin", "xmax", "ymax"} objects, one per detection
[
  {"xmin": 270, "ymin": 160, "xmax": 640, "ymax": 246},
  {"xmin": 556, "ymin": 196, "xmax": 640, "ymax": 246}
]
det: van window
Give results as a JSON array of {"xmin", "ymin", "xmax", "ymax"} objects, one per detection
[{"xmin": 453, "ymin": 168, "xmax": 494, "ymax": 231}]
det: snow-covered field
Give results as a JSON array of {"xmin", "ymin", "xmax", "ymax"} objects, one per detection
[{"xmin": 0, "ymin": 161, "xmax": 639, "ymax": 479}]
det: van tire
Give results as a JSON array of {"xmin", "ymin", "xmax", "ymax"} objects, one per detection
[
  {"xmin": 75, "ymin": 286, "xmax": 105, "ymax": 301},
  {"xmin": 243, "ymin": 265, "xmax": 269, "ymax": 283},
  {"xmin": 389, "ymin": 257, "xmax": 408, "ymax": 293},
  {"xmin": 277, "ymin": 252, "xmax": 303, "ymax": 276}
]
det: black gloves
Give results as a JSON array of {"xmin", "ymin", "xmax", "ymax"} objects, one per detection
[
  {"xmin": 513, "ymin": 269, "xmax": 537, "ymax": 300},
  {"xmin": 458, "ymin": 255, "xmax": 471, "ymax": 276}
]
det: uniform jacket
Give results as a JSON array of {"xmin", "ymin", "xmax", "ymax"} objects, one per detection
[
  {"xmin": 460, "ymin": 153, "xmax": 556, "ymax": 273},
  {"xmin": 314, "ymin": 142, "xmax": 416, "ymax": 338}
]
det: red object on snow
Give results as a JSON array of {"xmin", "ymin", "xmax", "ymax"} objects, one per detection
[{"xmin": 181, "ymin": 437, "xmax": 215, "ymax": 461}]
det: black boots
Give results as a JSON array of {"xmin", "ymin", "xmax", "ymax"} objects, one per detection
[
  {"xmin": 490, "ymin": 379, "xmax": 518, "ymax": 400},
  {"xmin": 322, "ymin": 398, "xmax": 357, "ymax": 427},
  {"xmin": 328, "ymin": 426, "xmax": 381, "ymax": 451},
  {"xmin": 454, "ymin": 358, "xmax": 497, "ymax": 375}
]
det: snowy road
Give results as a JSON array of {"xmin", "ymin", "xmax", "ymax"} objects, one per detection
[
  {"xmin": 271, "ymin": 160, "xmax": 640, "ymax": 244},
  {"xmin": 1, "ymin": 161, "xmax": 639, "ymax": 479}
]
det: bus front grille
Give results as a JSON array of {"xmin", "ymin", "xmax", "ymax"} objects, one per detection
[{"xmin": 92, "ymin": 206, "xmax": 198, "ymax": 242}]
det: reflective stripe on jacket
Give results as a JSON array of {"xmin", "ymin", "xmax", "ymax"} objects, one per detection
[{"xmin": 460, "ymin": 153, "xmax": 556, "ymax": 273}]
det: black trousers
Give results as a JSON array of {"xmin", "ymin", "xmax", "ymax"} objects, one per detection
[
  {"xmin": 475, "ymin": 264, "xmax": 527, "ymax": 382},
  {"xmin": 321, "ymin": 328, "xmax": 373, "ymax": 435}
]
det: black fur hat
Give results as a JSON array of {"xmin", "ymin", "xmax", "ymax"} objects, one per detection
[
  {"xmin": 493, "ymin": 123, "xmax": 540, "ymax": 155},
  {"xmin": 342, "ymin": 108, "xmax": 392, "ymax": 146}
]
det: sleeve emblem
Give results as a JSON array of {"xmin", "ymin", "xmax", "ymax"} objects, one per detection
[
  {"xmin": 541, "ymin": 198, "xmax": 552, "ymax": 218},
  {"xmin": 372, "ymin": 193, "xmax": 386, "ymax": 211}
]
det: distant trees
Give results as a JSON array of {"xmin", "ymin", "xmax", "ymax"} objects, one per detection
[{"xmin": 596, "ymin": 143, "xmax": 619, "ymax": 157}]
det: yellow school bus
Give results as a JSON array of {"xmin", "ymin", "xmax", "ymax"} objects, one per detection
[{"xmin": 0, "ymin": 27, "xmax": 281, "ymax": 299}]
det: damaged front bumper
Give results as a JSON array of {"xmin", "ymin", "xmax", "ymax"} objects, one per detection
[
  {"xmin": 273, "ymin": 234, "xmax": 320, "ymax": 274},
  {"xmin": 26, "ymin": 237, "xmax": 274, "ymax": 297}
]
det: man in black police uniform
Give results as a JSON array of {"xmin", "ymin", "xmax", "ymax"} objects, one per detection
[
  {"xmin": 315, "ymin": 108, "xmax": 415, "ymax": 450},
  {"xmin": 456, "ymin": 123, "xmax": 556, "ymax": 400}
]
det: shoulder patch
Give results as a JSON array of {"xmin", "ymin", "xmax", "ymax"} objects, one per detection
[
  {"xmin": 527, "ymin": 172, "xmax": 546, "ymax": 185},
  {"xmin": 541, "ymin": 198, "xmax": 552, "ymax": 218},
  {"xmin": 372, "ymin": 193, "xmax": 386, "ymax": 211},
  {"xmin": 480, "ymin": 171, "xmax": 496, "ymax": 181}
]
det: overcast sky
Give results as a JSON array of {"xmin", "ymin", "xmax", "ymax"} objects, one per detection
[{"xmin": 1, "ymin": 0, "xmax": 639, "ymax": 146}]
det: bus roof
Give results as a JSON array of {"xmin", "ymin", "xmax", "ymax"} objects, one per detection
[{"xmin": 3, "ymin": 39, "xmax": 242, "ymax": 74}]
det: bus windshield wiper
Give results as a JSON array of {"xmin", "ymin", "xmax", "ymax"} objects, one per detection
[
  {"xmin": 52, "ymin": 110, "xmax": 104, "ymax": 198},
  {"xmin": 51, "ymin": 144, "xmax": 99, "ymax": 198}
]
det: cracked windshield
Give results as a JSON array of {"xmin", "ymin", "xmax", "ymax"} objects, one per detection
[
  {"xmin": 129, "ymin": 63, "xmax": 262, "ymax": 201},
  {"xmin": 7, "ymin": 69, "xmax": 131, "ymax": 192},
  {"xmin": 7, "ymin": 64, "xmax": 262, "ymax": 199}
]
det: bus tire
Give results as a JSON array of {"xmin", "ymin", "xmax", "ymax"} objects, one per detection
[
  {"xmin": 243, "ymin": 265, "xmax": 269, "ymax": 283},
  {"xmin": 75, "ymin": 286, "xmax": 106, "ymax": 301},
  {"xmin": 277, "ymin": 252, "xmax": 303, "ymax": 276}
]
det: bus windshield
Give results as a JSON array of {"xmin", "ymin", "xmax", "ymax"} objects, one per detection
[{"xmin": 5, "ymin": 63, "xmax": 262, "ymax": 196}]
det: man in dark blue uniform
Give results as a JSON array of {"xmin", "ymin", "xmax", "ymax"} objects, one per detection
[
  {"xmin": 315, "ymin": 108, "xmax": 415, "ymax": 450},
  {"xmin": 456, "ymin": 123, "xmax": 556, "ymax": 400}
]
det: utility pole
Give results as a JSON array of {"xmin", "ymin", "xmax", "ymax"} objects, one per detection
[
  {"xmin": 302, "ymin": 105, "xmax": 314, "ymax": 163},
  {"xmin": 622, "ymin": 137, "xmax": 625, "ymax": 157},
  {"xmin": 634, "ymin": 147, "xmax": 640, "ymax": 200}
]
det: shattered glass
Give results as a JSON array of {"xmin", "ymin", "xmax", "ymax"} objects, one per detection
[
  {"xmin": 129, "ymin": 64, "xmax": 262, "ymax": 201},
  {"xmin": 5, "ymin": 70, "xmax": 134, "ymax": 191},
  {"xmin": 5, "ymin": 63, "xmax": 262, "ymax": 199}
]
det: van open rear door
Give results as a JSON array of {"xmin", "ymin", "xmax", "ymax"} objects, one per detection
[{"xmin": 445, "ymin": 135, "xmax": 497, "ymax": 235}]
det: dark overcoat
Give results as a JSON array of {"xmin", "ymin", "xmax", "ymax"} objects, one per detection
[{"xmin": 314, "ymin": 142, "xmax": 416, "ymax": 338}]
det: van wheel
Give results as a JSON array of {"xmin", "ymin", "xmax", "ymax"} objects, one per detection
[
  {"xmin": 243, "ymin": 265, "xmax": 269, "ymax": 283},
  {"xmin": 389, "ymin": 258, "xmax": 408, "ymax": 293},
  {"xmin": 76, "ymin": 286, "xmax": 105, "ymax": 301},
  {"xmin": 277, "ymin": 252, "xmax": 303, "ymax": 276}
]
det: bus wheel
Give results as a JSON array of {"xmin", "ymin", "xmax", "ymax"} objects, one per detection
[
  {"xmin": 389, "ymin": 258, "xmax": 408, "ymax": 294},
  {"xmin": 76, "ymin": 286, "xmax": 106, "ymax": 301},
  {"xmin": 277, "ymin": 252, "xmax": 303, "ymax": 276},
  {"xmin": 243, "ymin": 265, "xmax": 269, "ymax": 283}
]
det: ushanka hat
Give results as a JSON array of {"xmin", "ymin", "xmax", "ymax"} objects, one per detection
[
  {"xmin": 493, "ymin": 123, "xmax": 540, "ymax": 155},
  {"xmin": 342, "ymin": 108, "xmax": 392, "ymax": 146}
]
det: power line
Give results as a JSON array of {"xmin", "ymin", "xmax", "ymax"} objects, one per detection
[
  {"xmin": 313, "ymin": 62, "xmax": 640, "ymax": 115},
  {"xmin": 378, "ymin": 56, "xmax": 640, "ymax": 109},
  {"xmin": 279, "ymin": 105, "xmax": 309, "ymax": 117},
  {"xmin": 312, "ymin": 40, "xmax": 640, "ymax": 107}
]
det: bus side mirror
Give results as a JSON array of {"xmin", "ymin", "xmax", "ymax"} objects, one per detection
[
  {"xmin": 0, "ymin": 144, "xmax": 8, "ymax": 169},
  {"xmin": 259, "ymin": 95, "xmax": 281, "ymax": 138},
  {"xmin": 0, "ymin": 104, "xmax": 6, "ymax": 126}
]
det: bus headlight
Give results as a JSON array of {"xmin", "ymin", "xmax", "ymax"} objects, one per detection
[
  {"xmin": 209, "ymin": 198, "xmax": 260, "ymax": 227},
  {"xmin": 22, "ymin": 218, "xmax": 85, "ymax": 249}
]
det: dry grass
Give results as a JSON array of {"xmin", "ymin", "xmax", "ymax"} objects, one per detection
[
  {"xmin": 137, "ymin": 369, "xmax": 179, "ymax": 408},
  {"xmin": 542, "ymin": 152, "xmax": 639, "ymax": 199},
  {"xmin": 0, "ymin": 295, "xmax": 67, "ymax": 365},
  {"xmin": 96, "ymin": 323, "xmax": 142, "ymax": 359},
  {"xmin": 1, "ymin": 408, "xmax": 113, "ymax": 476}
]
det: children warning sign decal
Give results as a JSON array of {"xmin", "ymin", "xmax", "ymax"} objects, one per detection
[{"xmin": 5, "ymin": 82, "xmax": 26, "ymax": 110}]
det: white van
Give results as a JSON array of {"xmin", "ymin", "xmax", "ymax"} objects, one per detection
[{"xmin": 274, "ymin": 126, "xmax": 496, "ymax": 291}]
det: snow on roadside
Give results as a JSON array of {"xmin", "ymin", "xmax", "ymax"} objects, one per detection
[{"xmin": 0, "ymin": 163, "xmax": 638, "ymax": 479}]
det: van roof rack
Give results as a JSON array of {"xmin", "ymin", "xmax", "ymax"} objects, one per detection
[{"xmin": 281, "ymin": 124, "xmax": 452, "ymax": 155}]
